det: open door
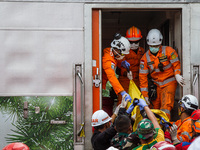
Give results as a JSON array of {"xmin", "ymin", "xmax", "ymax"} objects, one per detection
[
  {"xmin": 101, "ymin": 9, "xmax": 182, "ymax": 121},
  {"xmin": 92, "ymin": 9, "xmax": 102, "ymax": 112}
]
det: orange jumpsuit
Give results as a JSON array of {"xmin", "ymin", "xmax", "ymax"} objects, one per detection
[
  {"xmin": 139, "ymin": 46, "xmax": 181, "ymax": 119},
  {"xmin": 102, "ymin": 47, "xmax": 124, "ymax": 95},
  {"xmin": 171, "ymin": 117, "xmax": 193, "ymax": 142},
  {"xmin": 117, "ymin": 47, "xmax": 145, "ymax": 104}
]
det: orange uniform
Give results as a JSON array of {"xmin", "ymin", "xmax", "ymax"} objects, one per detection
[
  {"xmin": 118, "ymin": 47, "xmax": 145, "ymax": 88},
  {"xmin": 171, "ymin": 117, "xmax": 193, "ymax": 142},
  {"xmin": 139, "ymin": 46, "xmax": 181, "ymax": 119},
  {"xmin": 117, "ymin": 47, "xmax": 145, "ymax": 104},
  {"xmin": 102, "ymin": 47, "xmax": 124, "ymax": 95}
]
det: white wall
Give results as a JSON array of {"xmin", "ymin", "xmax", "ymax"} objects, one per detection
[
  {"xmin": 0, "ymin": 2, "xmax": 84, "ymax": 96},
  {"xmin": 191, "ymin": 4, "xmax": 200, "ymax": 65},
  {"xmin": 0, "ymin": 112, "xmax": 17, "ymax": 149}
]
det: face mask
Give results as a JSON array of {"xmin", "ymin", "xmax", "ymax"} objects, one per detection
[
  {"xmin": 149, "ymin": 46, "xmax": 160, "ymax": 54},
  {"xmin": 130, "ymin": 43, "xmax": 139, "ymax": 50},
  {"xmin": 112, "ymin": 48, "xmax": 125, "ymax": 60}
]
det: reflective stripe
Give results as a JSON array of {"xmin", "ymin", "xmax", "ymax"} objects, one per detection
[
  {"xmin": 146, "ymin": 51, "xmax": 154, "ymax": 72},
  {"xmin": 162, "ymin": 46, "xmax": 166, "ymax": 54},
  {"xmin": 193, "ymin": 120, "xmax": 200, "ymax": 131},
  {"xmin": 139, "ymin": 69, "xmax": 149, "ymax": 74},
  {"xmin": 180, "ymin": 136, "xmax": 183, "ymax": 142},
  {"xmin": 170, "ymin": 57, "xmax": 179, "ymax": 63},
  {"xmin": 153, "ymin": 76, "xmax": 175, "ymax": 86},
  {"xmin": 174, "ymin": 69, "xmax": 181, "ymax": 72},
  {"xmin": 194, "ymin": 126, "xmax": 200, "ymax": 131},
  {"xmin": 161, "ymin": 109, "xmax": 170, "ymax": 115},
  {"xmin": 163, "ymin": 63, "xmax": 172, "ymax": 70},
  {"xmin": 154, "ymin": 68, "xmax": 160, "ymax": 72},
  {"xmin": 181, "ymin": 131, "xmax": 192, "ymax": 140},
  {"xmin": 140, "ymin": 88, "xmax": 148, "ymax": 92}
]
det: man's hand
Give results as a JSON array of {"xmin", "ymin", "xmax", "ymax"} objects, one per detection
[
  {"xmin": 137, "ymin": 98, "xmax": 148, "ymax": 110},
  {"xmin": 175, "ymin": 74, "xmax": 185, "ymax": 86},
  {"xmin": 114, "ymin": 104, "xmax": 121, "ymax": 116},
  {"xmin": 127, "ymin": 71, "xmax": 133, "ymax": 80},
  {"xmin": 169, "ymin": 124, "xmax": 180, "ymax": 144},
  {"xmin": 160, "ymin": 117, "xmax": 169, "ymax": 129},
  {"xmin": 120, "ymin": 91, "xmax": 132, "ymax": 102},
  {"xmin": 121, "ymin": 60, "xmax": 130, "ymax": 71},
  {"xmin": 121, "ymin": 94, "xmax": 129, "ymax": 108},
  {"xmin": 126, "ymin": 103, "xmax": 135, "ymax": 114}
]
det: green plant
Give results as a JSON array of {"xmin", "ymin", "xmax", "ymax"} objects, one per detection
[{"xmin": 0, "ymin": 96, "xmax": 73, "ymax": 150}]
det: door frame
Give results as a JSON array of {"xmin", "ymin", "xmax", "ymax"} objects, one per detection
[{"xmin": 84, "ymin": 3, "xmax": 190, "ymax": 150}]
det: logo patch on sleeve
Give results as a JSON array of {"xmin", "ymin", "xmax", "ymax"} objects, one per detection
[
  {"xmin": 171, "ymin": 52, "xmax": 177, "ymax": 59},
  {"xmin": 140, "ymin": 64, "xmax": 144, "ymax": 69},
  {"xmin": 111, "ymin": 63, "xmax": 115, "ymax": 70}
]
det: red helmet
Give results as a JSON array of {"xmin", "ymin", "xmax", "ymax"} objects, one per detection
[
  {"xmin": 150, "ymin": 141, "xmax": 176, "ymax": 150},
  {"xmin": 191, "ymin": 109, "xmax": 200, "ymax": 121},
  {"xmin": 3, "ymin": 142, "xmax": 29, "ymax": 150},
  {"xmin": 126, "ymin": 26, "xmax": 142, "ymax": 41}
]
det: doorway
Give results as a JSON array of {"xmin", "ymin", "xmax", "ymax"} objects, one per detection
[{"xmin": 101, "ymin": 9, "xmax": 182, "ymax": 121}]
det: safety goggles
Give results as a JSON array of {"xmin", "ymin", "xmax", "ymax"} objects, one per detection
[
  {"xmin": 129, "ymin": 40, "xmax": 140, "ymax": 44},
  {"xmin": 178, "ymin": 100, "xmax": 186, "ymax": 109}
]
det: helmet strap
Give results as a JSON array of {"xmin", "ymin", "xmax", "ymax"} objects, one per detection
[{"xmin": 112, "ymin": 48, "xmax": 125, "ymax": 60}]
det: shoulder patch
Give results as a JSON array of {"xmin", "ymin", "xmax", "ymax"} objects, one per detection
[
  {"xmin": 171, "ymin": 52, "xmax": 177, "ymax": 59},
  {"xmin": 140, "ymin": 64, "xmax": 144, "ymax": 70},
  {"xmin": 111, "ymin": 62, "xmax": 115, "ymax": 70}
]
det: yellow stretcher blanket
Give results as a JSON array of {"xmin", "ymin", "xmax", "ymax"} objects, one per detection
[{"xmin": 127, "ymin": 80, "xmax": 169, "ymax": 132}]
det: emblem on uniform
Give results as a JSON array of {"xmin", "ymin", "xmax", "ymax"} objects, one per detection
[
  {"xmin": 159, "ymin": 55, "xmax": 168, "ymax": 62},
  {"xmin": 140, "ymin": 64, "xmax": 144, "ymax": 69},
  {"xmin": 111, "ymin": 63, "xmax": 115, "ymax": 70},
  {"xmin": 171, "ymin": 52, "xmax": 177, "ymax": 59}
]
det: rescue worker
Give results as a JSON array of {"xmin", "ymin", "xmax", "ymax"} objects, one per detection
[
  {"xmin": 3, "ymin": 142, "xmax": 29, "ymax": 150},
  {"xmin": 170, "ymin": 94, "xmax": 198, "ymax": 143},
  {"xmin": 170, "ymin": 109, "xmax": 200, "ymax": 149},
  {"xmin": 117, "ymin": 26, "xmax": 145, "ymax": 105},
  {"xmin": 91, "ymin": 104, "xmax": 122, "ymax": 150},
  {"xmin": 102, "ymin": 33, "xmax": 132, "ymax": 103},
  {"xmin": 139, "ymin": 28, "xmax": 185, "ymax": 119},
  {"xmin": 133, "ymin": 99, "xmax": 165, "ymax": 150},
  {"xmin": 150, "ymin": 141, "xmax": 176, "ymax": 150}
]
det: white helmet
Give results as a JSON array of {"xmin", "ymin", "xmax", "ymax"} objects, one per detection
[
  {"xmin": 111, "ymin": 33, "xmax": 130, "ymax": 55},
  {"xmin": 91, "ymin": 110, "xmax": 112, "ymax": 127},
  {"xmin": 146, "ymin": 29, "xmax": 163, "ymax": 46},
  {"xmin": 179, "ymin": 94, "xmax": 199, "ymax": 110}
]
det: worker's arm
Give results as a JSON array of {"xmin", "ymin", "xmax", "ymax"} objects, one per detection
[
  {"xmin": 144, "ymin": 106, "xmax": 160, "ymax": 129},
  {"xmin": 137, "ymin": 99, "xmax": 160, "ymax": 129}
]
